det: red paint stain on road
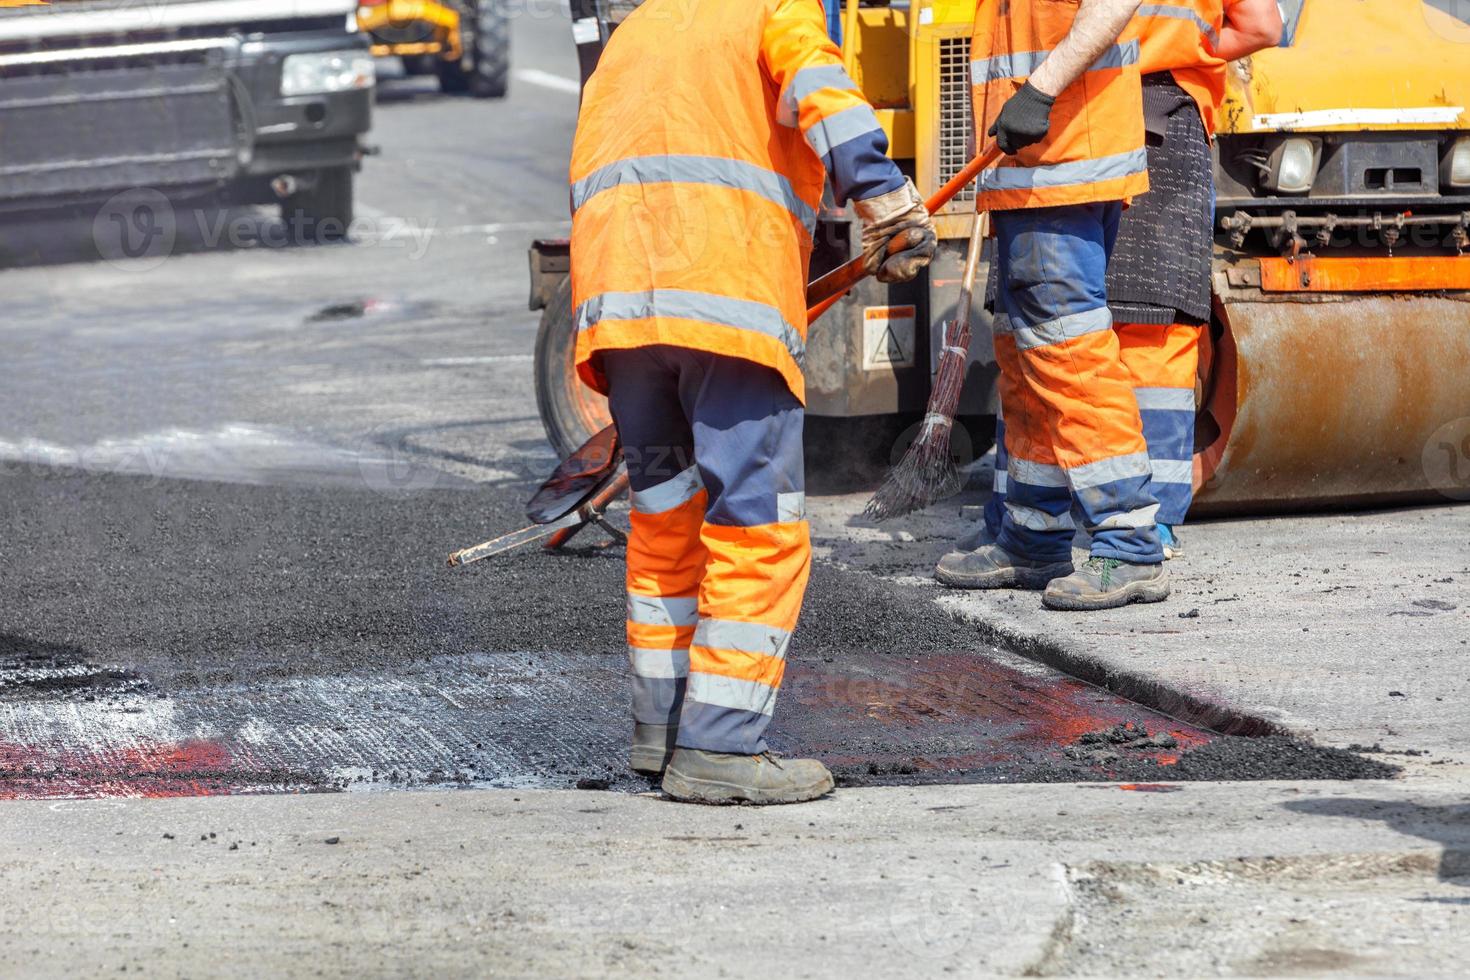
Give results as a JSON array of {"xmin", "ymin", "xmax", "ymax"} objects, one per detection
[{"xmin": 0, "ymin": 738, "xmax": 259, "ymax": 800}]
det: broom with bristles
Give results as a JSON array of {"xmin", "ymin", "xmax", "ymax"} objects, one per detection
[{"xmin": 864, "ymin": 205, "xmax": 988, "ymax": 522}]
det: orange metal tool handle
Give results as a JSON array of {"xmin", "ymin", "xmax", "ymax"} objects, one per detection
[
  {"xmin": 544, "ymin": 470, "xmax": 631, "ymax": 550},
  {"xmin": 805, "ymin": 146, "xmax": 1003, "ymax": 323}
]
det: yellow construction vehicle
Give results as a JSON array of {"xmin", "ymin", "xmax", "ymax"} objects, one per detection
[
  {"xmin": 357, "ymin": 0, "xmax": 509, "ymax": 97},
  {"xmin": 529, "ymin": 0, "xmax": 1470, "ymax": 511}
]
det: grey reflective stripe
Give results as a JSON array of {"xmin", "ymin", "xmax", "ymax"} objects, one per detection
[
  {"xmin": 1134, "ymin": 387, "xmax": 1196, "ymax": 412},
  {"xmin": 778, "ymin": 64, "xmax": 858, "ymax": 128},
  {"xmin": 694, "ymin": 618, "xmax": 792, "ymax": 660},
  {"xmin": 1069, "ymin": 451, "xmax": 1154, "ymax": 491},
  {"xmin": 1005, "ymin": 501, "xmax": 1076, "ymax": 532},
  {"xmin": 970, "ymin": 39, "xmax": 1138, "ymax": 83},
  {"xmin": 1091, "ymin": 503, "xmax": 1161, "ymax": 530},
  {"xmin": 629, "ymin": 646, "xmax": 691, "ymax": 680},
  {"xmin": 575, "ymin": 289, "xmax": 805, "ymax": 365},
  {"xmin": 1151, "ymin": 458, "xmax": 1194, "ymax": 486},
  {"xmin": 571, "ymin": 154, "xmax": 817, "ymax": 231},
  {"xmin": 627, "ymin": 594, "xmax": 699, "ymax": 627},
  {"xmin": 1138, "ymin": 3, "xmax": 1220, "ymax": 47},
  {"xmin": 1011, "ymin": 307, "xmax": 1113, "ymax": 352},
  {"xmin": 970, "ymin": 49, "xmax": 1047, "ymax": 84},
  {"xmin": 805, "ymin": 103, "xmax": 884, "ymax": 161},
  {"xmin": 776, "ymin": 491, "xmax": 806, "ymax": 523},
  {"xmin": 631, "ymin": 464, "xmax": 704, "ymax": 514},
  {"xmin": 1090, "ymin": 37, "xmax": 1141, "ymax": 71},
  {"xmin": 1009, "ymin": 456, "xmax": 1068, "ymax": 489},
  {"xmin": 687, "ymin": 673, "xmax": 778, "ymax": 717},
  {"xmin": 980, "ymin": 147, "xmax": 1149, "ymax": 192},
  {"xmin": 994, "ymin": 470, "xmax": 1008, "ymax": 494},
  {"xmin": 991, "ymin": 313, "xmax": 1013, "ymax": 336}
]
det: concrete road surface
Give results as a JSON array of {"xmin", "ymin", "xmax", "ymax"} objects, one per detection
[{"xmin": 1, "ymin": 8, "xmax": 1467, "ymax": 978}]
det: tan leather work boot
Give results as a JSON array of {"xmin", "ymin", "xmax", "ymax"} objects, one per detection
[
  {"xmin": 1043, "ymin": 556, "xmax": 1170, "ymax": 611},
  {"xmin": 661, "ymin": 749, "xmax": 834, "ymax": 805},
  {"xmin": 934, "ymin": 543, "xmax": 1073, "ymax": 590},
  {"xmin": 630, "ymin": 723, "xmax": 677, "ymax": 777}
]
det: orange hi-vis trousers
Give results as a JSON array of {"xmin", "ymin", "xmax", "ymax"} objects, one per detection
[
  {"xmin": 987, "ymin": 320, "xmax": 1200, "ymax": 534},
  {"xmin": 602, "ymin": 346, "xmax": 810, "ymax": 756},
  {"xmin": 989, "ymin": 202, "xmax": 1165, "ymax": 565}
]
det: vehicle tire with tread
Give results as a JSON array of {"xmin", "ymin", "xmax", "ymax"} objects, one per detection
[
  {"xmin": 282, "ymin": 166, "xmax": 354, "ymax": 243},
  {"xmin": 534, "ymin": 275, "xmax": 610, "ymax": 460},
  {"xmin": 436, "ymin": 0, "xmax": 510, "ymax": 99}
]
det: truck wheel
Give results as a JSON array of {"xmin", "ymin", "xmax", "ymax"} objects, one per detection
[
  {"xmin": 438, "ymin": 0, "xmax": 510, "ymax": 98},
  {"xmin": 467, "ymin": 0, "xmax": 510, "ymax": 98},
  {"xmin": 282, "ymin": 166, "xmax": 354, "ymax": 243},
  {"xmin": 534, "ymin": 276, "xmax": 611, "ymax": 459}
]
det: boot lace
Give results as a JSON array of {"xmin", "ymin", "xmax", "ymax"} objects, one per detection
[{"xmin": 1082, "ymin": 556, "xmax": 1122, "ymax": 587}]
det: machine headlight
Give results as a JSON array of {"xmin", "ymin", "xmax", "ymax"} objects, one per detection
[
  {"xmin": 1442, "ymin": 136, "xmax": 1470, "ymax": 189},
  {"xmin": 1263, "ymin": 137, "xmax": 1319, "ymax": 195},
  {"xmin": 281, "ymin": 51, "xmax": 375, "ymax": 97}
]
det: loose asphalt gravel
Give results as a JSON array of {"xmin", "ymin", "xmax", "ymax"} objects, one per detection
[{"xmin": 0, "ymin": 464, "xmax": 1399, "ymax": 794}]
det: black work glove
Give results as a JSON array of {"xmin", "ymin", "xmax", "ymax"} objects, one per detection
[{"xmin": 988, "ymin": 81, "xmax": 1057, "ymax": 155}]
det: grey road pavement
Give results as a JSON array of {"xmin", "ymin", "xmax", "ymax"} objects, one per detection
[{"xmin": 1, "ymin": 8, "xmax": 1468, "ymax": 977}]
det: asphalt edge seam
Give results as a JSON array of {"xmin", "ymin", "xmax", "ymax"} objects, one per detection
[{"xmin": 934, "ymin": 596, "xmax": 1290, "ymax": 738}]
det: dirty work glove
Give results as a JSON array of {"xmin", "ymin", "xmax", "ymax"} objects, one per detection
[
  {"xmin": 854, "ymin": 179, "xmax": 938, "ymax": 284},
  {"xmin": 988, "ymin": 81, "xmax": 1056, "ymax": 155}
]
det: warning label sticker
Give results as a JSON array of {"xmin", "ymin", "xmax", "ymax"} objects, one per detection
[{"xmin": 862, "ymin": 305, "xmax": 916, "ymax": 370}]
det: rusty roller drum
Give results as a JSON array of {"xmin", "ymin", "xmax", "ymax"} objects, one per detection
[{"xmin": 1193, "ymin": 260, "xmax": 1470, "ymax": 514}]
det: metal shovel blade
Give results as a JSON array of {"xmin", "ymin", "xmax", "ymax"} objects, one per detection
[{"xmin": 524, "ymin": 423, "xmax": 622, "ymax": 525}]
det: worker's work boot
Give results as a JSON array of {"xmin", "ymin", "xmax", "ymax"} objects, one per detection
[
  {"xmin": 630, "ymin": 723, "xmax": 678, "ymax": 777},
  {"xmin": 1042, "ymin": 557, "xmax": 1170, "ymax": 611},
  {"xmin": 934, "ymin": 543, "xmax": 1073, "ymax": 590},
  {"xmin": 1159, "ymin": 524, "xmax": 1184, "ymax": 560},
  {"xmin": 661, "ymin": 749, "xmax": 834, "ymax": 805},
  {"xmin": 953, "ymin": 520, "xmax": 996, "ymax": 553}
]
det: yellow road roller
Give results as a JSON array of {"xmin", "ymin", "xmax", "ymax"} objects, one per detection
[{"xmin": 529, "ymin": 0, "xmax": 1470, "ymax": 511}]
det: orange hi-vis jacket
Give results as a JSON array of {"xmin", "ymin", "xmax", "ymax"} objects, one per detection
[
  {"xmin": 1136, "ymin": 0, "xmax": 1230, "ymax": 131},
  {"xmin": 971, "ymin": 0, "xmax": 1150, "ymax": 211},
  {"xmin": 570, "ymin": 0, "xmax": 903, "ymax": 405}
]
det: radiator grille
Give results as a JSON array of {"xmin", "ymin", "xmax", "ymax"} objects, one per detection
[{"xmin": 938, "ymin": 35, "xmax": 974, "ymax": 206}]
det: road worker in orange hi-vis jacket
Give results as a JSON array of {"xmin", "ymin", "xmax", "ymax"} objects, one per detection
[
  {"xmin": 935, "ymin": 0, "xmax": 1172, "ymax": 611},
  {"xmin": 950, "ymin": 0, "xmax": 1281, "ymax": 569},
  {"xmin": 570, "ymin": 0, "xmax": 937, "ymax": 804}
]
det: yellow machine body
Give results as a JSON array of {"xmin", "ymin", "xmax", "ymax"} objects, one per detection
[
  {"xmin": 1195, "ymin": 0, "xmax": 1470, "ymax": 511},
  {"xmin": 839, "ymin": 0, "xmax": 1470, "ymax": 513},
  {"xmin": 357, "ymin": 0, "xmax": 463, "ymax": 60}
]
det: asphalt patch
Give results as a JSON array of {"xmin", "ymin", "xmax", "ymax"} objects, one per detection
[{"xmin": 0, "ymin": 465, "xmax": 1400, "ymax": 798}]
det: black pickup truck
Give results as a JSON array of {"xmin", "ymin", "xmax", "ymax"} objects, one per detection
[{"xmin": 0, "ymin": 0, "xmax": 374, "ymax": 235}]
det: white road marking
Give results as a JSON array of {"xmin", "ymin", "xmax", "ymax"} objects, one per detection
[
  {"xmin": 349, "ymin": 214, "xmax": 570, "ymax": 239},
  {"xmin": 420, "ymin": 355, "xmax": 534, "ymax": 366},
  {"xmin": 513, "ymin": 68, "xmax": 581, "ymax": 95}
]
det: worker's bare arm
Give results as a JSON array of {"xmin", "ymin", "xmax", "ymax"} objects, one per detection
[
  {"xmin": 1216, "ymin": 0, "xmax": 1283, "ymax": 62},
  {"xmin": 1029, "ymin": 0, "xmax": 1143, "ymax": 98}
]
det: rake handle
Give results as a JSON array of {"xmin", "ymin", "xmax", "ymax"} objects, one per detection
[{"xmin": 805, "ymin": 146, "xmax": 1002, "ymax": 323}]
